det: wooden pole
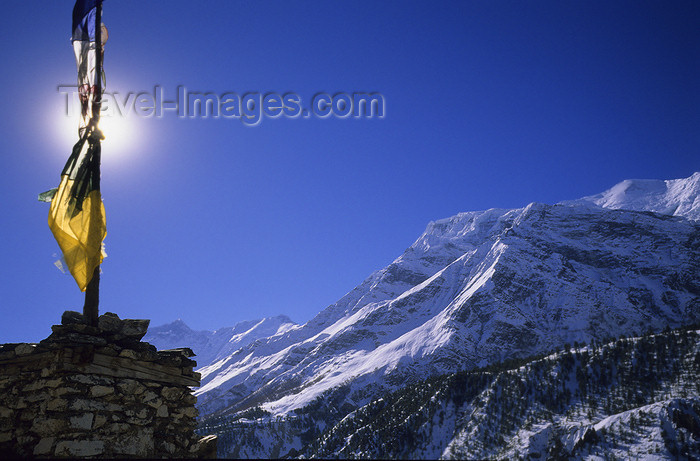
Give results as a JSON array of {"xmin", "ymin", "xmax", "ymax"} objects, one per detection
[
  {"xmin": 83, "ymin": 1, "xmax": 103, "ymax": 327},
  {"xmin": 84, "ymin": 267, "xmax": 100, "ymax": 326}
]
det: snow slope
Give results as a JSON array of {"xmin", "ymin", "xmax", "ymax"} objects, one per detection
[{"xmin": 565, "ymin": 172, "xmax": 700, "ymax": 221}]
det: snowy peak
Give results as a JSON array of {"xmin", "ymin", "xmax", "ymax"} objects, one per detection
[
  {"xmin": 569, "ymin": 172, "xmax": 700, "ymax": 220},
  {"xmin": 145, "ymin": 319, "xmax": 211, "ymax": 355}
]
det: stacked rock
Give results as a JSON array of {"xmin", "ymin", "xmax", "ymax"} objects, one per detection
[{"xmin": 0, "ymin": 311, "xmax": 216, "ymax": 458}]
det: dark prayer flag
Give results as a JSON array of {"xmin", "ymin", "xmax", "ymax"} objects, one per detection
[{"xmin": 46, "ymin": 0, "xmax": 106, "ymax": 291}]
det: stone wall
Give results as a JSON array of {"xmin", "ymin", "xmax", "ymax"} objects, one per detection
[{"xmin": 0, "ymin": 311, "xmax": 216, "ymax": 458}]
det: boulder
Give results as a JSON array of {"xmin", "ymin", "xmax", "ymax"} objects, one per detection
[
  {"xmin": 61, "ymin": 311, "xmax": 85, "ymax": 325},
  {"xmin": 97, "ymin": 312, "xmax": 123, "ymax": 333},
  {"xmin": 121, "ymin": 319, "xmax": 150, "ymax": 341}
]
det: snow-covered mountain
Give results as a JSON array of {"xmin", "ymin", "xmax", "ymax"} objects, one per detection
[
  {"xmin": 144, "ymin": 316, "xmax": 297, "ymax": 369},
  {"xmin": 188, "ymin": 172, "xmax": 700, "ymax": 421},
  {"xmin": 565, "ymin": 171, "xmax": 700, "ymax": 221}
]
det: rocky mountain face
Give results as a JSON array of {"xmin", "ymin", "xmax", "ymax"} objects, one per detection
[{"xmin": 148, "ymin": 172, "xmax": 700, "ymax": 458}]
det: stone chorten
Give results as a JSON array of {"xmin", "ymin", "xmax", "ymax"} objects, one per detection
[{"xmin": 0, "ymin": 311, "xmax": 217, "ymax": 458}]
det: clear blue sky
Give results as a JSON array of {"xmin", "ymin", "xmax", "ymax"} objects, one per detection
[{"xmin": 0, "ymin": 1, "xmax": 698, "ymax": 343}]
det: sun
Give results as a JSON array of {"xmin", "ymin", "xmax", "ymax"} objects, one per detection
[
  {"xmin": 52, "ymin": 96, "xmax": 138, "ymax": 168},
  {"xmin": 98, "ymin": 115, "xmax": 133, "ymax": 151},
  {"xmin": 96, "ymin": 114, "xmax": 139, "ymax": 168}
]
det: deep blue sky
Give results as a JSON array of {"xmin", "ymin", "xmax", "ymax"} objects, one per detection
[{"xmin": 1, "ymin": 1, "xmax": 698, "ymax": 343}]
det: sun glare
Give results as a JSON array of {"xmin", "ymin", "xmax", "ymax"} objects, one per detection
[
  {"xmin": 99, "ymin": 115, "xmax": 134, "ymax": 154},
  {"xmin": 54, "ymin": 111, "xmax": 136, "ymax": 166}
]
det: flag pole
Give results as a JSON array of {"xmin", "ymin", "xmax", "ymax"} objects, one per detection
[{"xmin": 83, "ymin": 0, "xmax": 103, "ymax": 327}]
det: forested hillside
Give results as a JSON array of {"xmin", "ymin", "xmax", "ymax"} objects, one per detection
[{"xmin": 305, "ymin": 326, "xmax": 700, "ymax": 459}]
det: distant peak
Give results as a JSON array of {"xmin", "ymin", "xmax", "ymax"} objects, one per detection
[
  {"xmin": 150, "ymin": 318, "xmax": 193, "ymax": 333},
  {"xmin": 565, "ymin": 172, "xmax": 700, "ymax": 221},
  {"xmin": 266, "ymin": 314, "xmax": 295, "ymax": 324}
]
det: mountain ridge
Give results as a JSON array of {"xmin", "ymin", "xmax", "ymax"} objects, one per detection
[
  {"xmin": 190, "ymin": 197, "xmax": 699, "ymax": 417},
  {"xmin": 564, "ymin": 171, "xmax": 700, "ymax": 221},
  {"xmin": 147, "ymin": 172, "xmax": 700, "ymax": 425},
  {"xmin": 144, "ymin": 315, "xmax": 297, "ymax": 370}
]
